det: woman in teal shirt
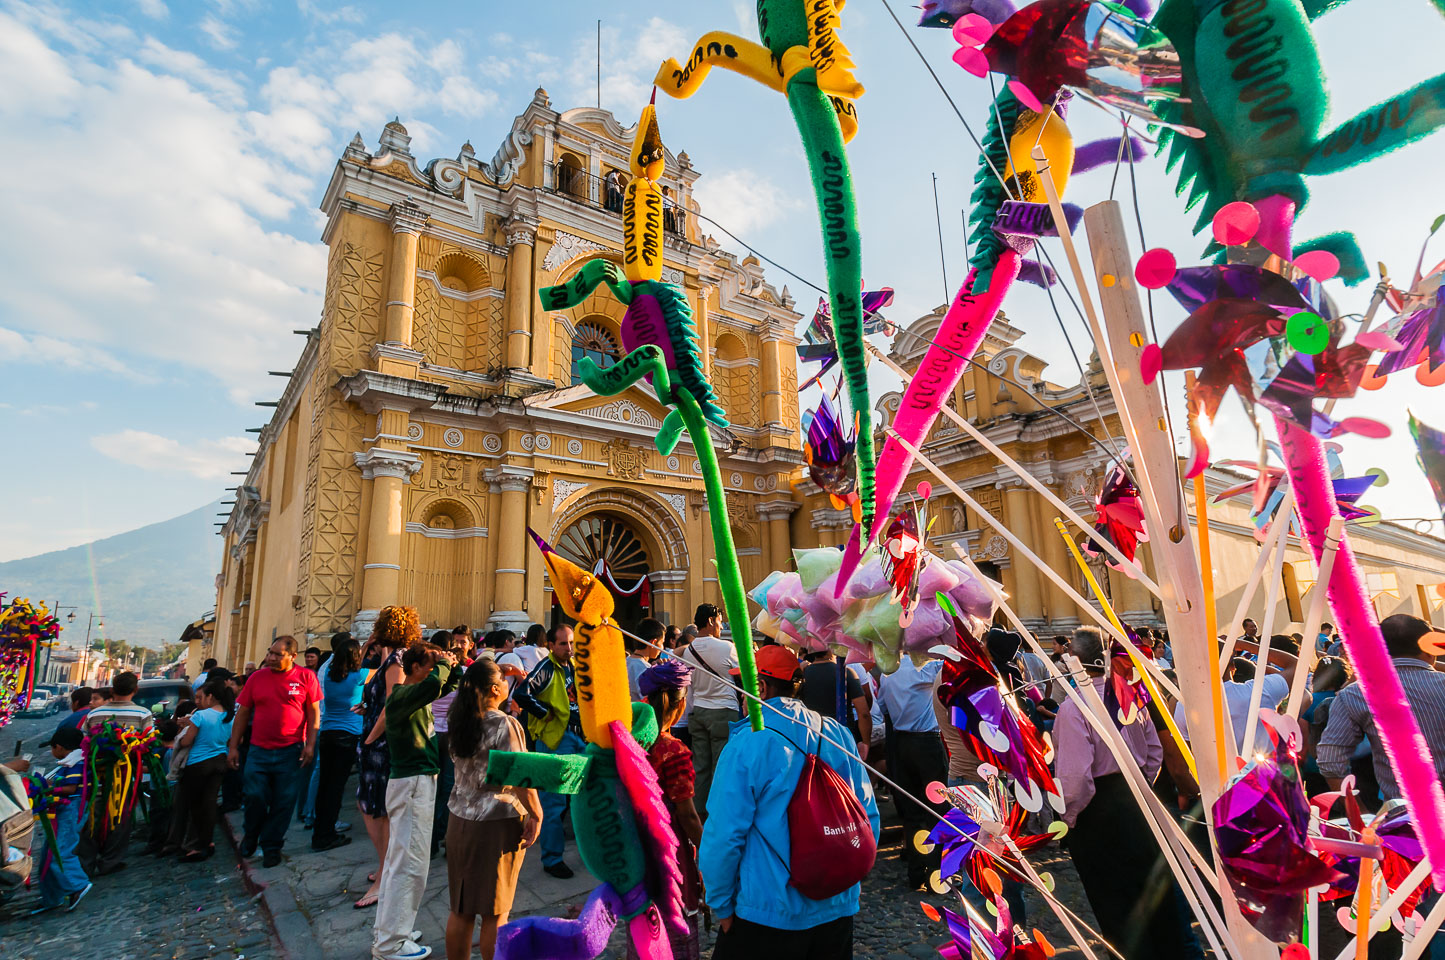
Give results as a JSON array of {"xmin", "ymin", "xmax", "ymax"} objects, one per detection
[
  {"xmin": 168, "ymin": 680, "xmax": 236, "ymax": 861},
  {"xmin": 313, "ymin": 635, "xmax": 367, "ymax": 852}
]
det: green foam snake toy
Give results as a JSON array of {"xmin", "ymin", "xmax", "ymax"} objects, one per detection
[{"xmin": 654, "ymin": 0, "xmax": 876, "ymax": 535}]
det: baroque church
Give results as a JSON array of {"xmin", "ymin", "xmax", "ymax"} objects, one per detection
[{"xmin": 211, "ymin": 91, "xmax": 1445, "ymax": 670}]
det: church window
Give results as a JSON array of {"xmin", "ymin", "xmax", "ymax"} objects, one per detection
[{"xmin": 570, "ymin": 321, "xmax": 619, "ymax": 385}]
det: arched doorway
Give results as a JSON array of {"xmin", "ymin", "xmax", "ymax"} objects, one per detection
[{"xmin": 550, "ymin": 512, "xmax": 653, "ymax": 631}]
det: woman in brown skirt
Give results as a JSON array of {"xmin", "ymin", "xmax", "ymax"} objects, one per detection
[{"xmin": 443, "ymin": 658, "xmax": 542, "ymax": 960}]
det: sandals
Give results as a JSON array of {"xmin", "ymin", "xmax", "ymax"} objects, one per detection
[
  {"xmin": 180, "ymin": 849, "xmax": 210, "ymax": 863},
  {"xmin": 353, "ymin": 892, "xmax": 380, "ymax": 909}
]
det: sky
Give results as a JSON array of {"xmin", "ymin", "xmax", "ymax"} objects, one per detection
[{"xmin": 3, "ymin": 0, "xmax": 1445, "ymax": 563}]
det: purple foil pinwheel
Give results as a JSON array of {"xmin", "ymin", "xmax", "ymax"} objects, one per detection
[{"xmin": 1212, "ymin": 717, "xmax": 1346, "ymax": 943}]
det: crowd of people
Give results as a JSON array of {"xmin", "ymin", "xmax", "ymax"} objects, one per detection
[{"xmin": 12, "ymin": 597, "xmax": 1445, "ymax": 960}]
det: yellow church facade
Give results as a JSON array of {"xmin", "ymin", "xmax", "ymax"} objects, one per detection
[{"xmin": 212, "ymin": 93, "xmax": 1445, "ymax": 671}]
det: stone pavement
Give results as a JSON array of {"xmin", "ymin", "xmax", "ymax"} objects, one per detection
[
  {"xmin": 0, "ymin": 820, "xmax": 282, "ymax": 959},
  {"xmin": 223, "ymin": 789, "xmax": 1107, "ymax": 960}
]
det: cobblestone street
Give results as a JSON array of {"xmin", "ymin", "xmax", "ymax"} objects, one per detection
[{"xmin": 0, "ymin": 833, "xmax": 281, "ymax": 959}]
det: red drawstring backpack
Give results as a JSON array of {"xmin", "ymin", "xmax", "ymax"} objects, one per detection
[{"xmin": 770, "ymin": 725, "xmax": 876, "ymax": 899}]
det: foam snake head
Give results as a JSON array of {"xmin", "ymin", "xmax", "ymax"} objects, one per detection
[
  {"xmin": 631, "ymin": 101, "xmax": 665, "ymax": 182},
  {"xmin": 528, "ymin": 527, "xmax": 615, "ymax": 623}
]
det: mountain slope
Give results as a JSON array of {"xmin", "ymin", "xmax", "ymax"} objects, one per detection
[{"xmin": 0, "ymin": 501, "xmax": 222, "ymax": 647}]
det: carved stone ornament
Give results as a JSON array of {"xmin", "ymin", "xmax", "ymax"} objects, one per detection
[
  {"xmin": 443, "ymin": 428, "xmax": 464, "ymax": 448},
  {"xmin": 429, "ymin": 453, "xmax": 471, "ymax": 493},
  {"xmin": 406, "ymin": 423, "xmax": 424, "ymax": 441},
  {"xmin": 730, "ymin": 472, "xmax": 744, "ymax": 488},
  {"xmin": 553, "ymin": 478, "xmax": 587, "ymax": 511},
  {"xmin": 504, "ymin": 219, "xmax": 538, "ymax": 248},
  {"xmin": 353, "ymin": 448, "xmax": 423, "ymax": 482},
  {"xmin": 481, "ymin": 124, "xmax": 532, "ymax": 187},
  {"xmin": 532, "ymin": 472, "xmax": 548, "ymax": 505},
  {"xmin": 602, "ymin": 437, "xmax": 646, "ymax": 481},
  {"xmin": 566, "ymin": 438, "xmax": 583, "ymax": 457},
  {"xmin": 483, "ymin": 434, "xmax": 502, "ymax": 453},
  {"xmin": 985, "ymin": 535, "xmax": 1009, "ymax": 560},
  {"xmin": 541, "ymin": 231, "xmax": 608, "ymax": 272},
  {"xmin": 666, "ymin": 455, "xmax": 680, "ymax": 472},
  {"xmin": 591, "ymin": 398, "xmax": 658, "ymax": 429},
  {"xmin": 534, "ymin": 433, "xmax": 552, "ymax": 451},
  {"xmin": 659, "ymin": 492, "xmax": 687, "ymax": 519},
  {"xmin": 520, "ymin": 434, "xmax": 535, "ymax": 452}
]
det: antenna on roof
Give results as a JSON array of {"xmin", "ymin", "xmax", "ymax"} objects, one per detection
[{"xmin": 597, "ymin": 20, "xmax": 602, "ymax": 110}]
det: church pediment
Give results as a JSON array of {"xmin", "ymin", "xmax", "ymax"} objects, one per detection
[{"xmin": 527, "ymin": 384, "xmax": 674, "ymax": 434}]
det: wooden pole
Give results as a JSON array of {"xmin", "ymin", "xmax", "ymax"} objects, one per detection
[
  {"xmin": 1075, "ymin": 196, "xmax": 1275, "ymax": 959},
  {"xmin": 866, "ymin": 341, "xmax": 1161, "ymax": 596}
]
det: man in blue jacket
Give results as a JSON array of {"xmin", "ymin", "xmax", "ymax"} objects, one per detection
[{"xmin": 700, "ymin": 645, "xmax": 880, "ymax": 957}]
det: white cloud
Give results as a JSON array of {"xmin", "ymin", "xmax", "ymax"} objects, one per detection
[
  {"xmin": 136, "ymin": 0, "xmax": 167, "ymax": 18},
  {"xmin": 91, "ymin": 429, "xmax": 256, "ymax": 479},
  {"xmin": 693, "ymin": 168, "xmax": 802, "ymax": 239},
  {"xmin": 0, "ymin": 12, "xmax": 506, "ymax": 407},
  {"xmin": 296, "ymin": 0, "xmax": 363, "ymax": 25},
  {"xmin": 199, "ymin": 15, "xmax": 237, "ymax": 50}
]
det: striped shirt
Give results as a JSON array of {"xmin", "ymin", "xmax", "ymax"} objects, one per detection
[
  {"xmin": 1317, "ymin": 658, "xmax": 1445, "ymax": 799},
  {"xmin": 85, "ymin": 701, "xmax": 155, "ymax": 734}
]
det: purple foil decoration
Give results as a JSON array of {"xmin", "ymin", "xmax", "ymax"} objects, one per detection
[
  {"xmin": 1212, "ymin": 721, "xmax": 1347, "ymax": 943},
  {"xmin": 1378, "ymin": 290, "xmax": 1445, "ymax": 375},
  {"xmin": 1410, "ymin": 412, "xmax": 1445, "ymax": 519},
  {"xmin": 1164, "ymin": 264, "xmax": 1310, "ymax": 318},
  {"xmin": 804, "ymin": 394, "xmax": 857, "ymax": 499}
]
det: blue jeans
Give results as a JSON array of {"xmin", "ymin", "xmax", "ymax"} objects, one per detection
[
  {"xmin": 535, "ymin": 731, "xmax": 584, "ymax": 867},
  {"xmin": 35, "ymin": 799, "xmax": 89, "ymax": 906},
  {"xmin": 297, "ymin": 754, "xmax": 319, "ymax": 824},
  {"xmin": 948, "ymin": 775, "xmax": 1027, "ymax": 926},
  {"xmin": 431, "ymin": 732, "xmax": 454, "ymax": 856},
  {"xmin": 242, "ymin": 744, "xmax": 304, "ymax": 853}
]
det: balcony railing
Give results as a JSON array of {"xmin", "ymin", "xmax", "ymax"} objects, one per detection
[{"xmin": 550, "ymin": 162, "xmax": 689, "ymax": 237}]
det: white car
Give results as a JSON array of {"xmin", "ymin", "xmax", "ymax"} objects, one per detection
[{"xmin": 19, "ymin": 693, "xmax": 57, "ymax": 717}]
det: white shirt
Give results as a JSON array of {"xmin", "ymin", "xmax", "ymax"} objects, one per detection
[
  {"xmin": 511, "ymin": 644, "xmax": 544, "ymax": 674},
  {"xmin": 1173, "ymin": 672, "xmax": 1290, "ymax": 755},
  {"xmin": 679, "ymin": 637, "xmax": 741, "ymax": 711},
  {"xmin": 847, "ymin": 662, "xmax": 884, "ymax": 740}
]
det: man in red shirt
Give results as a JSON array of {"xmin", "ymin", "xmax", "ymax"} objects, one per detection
[{"xmin": 228, "ymin": 635, "xmax": 321, "ymax": 867}]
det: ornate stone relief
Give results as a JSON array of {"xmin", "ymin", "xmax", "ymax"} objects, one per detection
[
  {"xmin": 520, "ymin": 433, "xmax": 535, "ymax": 451},
  {"xmin": 443, "ymin": 427, "xmax": 464, "ymax": 448},
  {"xmin": 553, "ymin": 478, "xmax": 587, "ymax": 511},
  {"xmin": 602, "ymin": 438, "xmax": 646, "ymax": 481},
  {"xmin": 427, "ymin": 453, "xmax": 473, "ymax": 493},
  {"xmin": 541, "ymin": 231, "xmax": 608, "ymax": 271},
  {"xmin": 566, "ymin": 438, "xmax": 583, "ymax": 457},
  {"xmin": 590, "ymin": 399, "xmax": 658, "ymax": 429},
  {"xmin": 666, "ymin": 455, "xmax": 680, "ymax": 472},
  {"xmin": 406, "ymin": 423, "xmax": 424, "ymax": 441},
  {"xmin": 482, "ymin": 434, "xmax": 502, "ymax": 453},
  {"xmin": 535, "ymin": 433, "xmax": 552, "ymax": 451},
  {"xmin": 658, "ymin": 492, "xmax": 687, "ymax": 519}
]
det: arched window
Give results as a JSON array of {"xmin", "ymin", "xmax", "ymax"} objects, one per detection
[
  {"xmin": 571, "ymin": 321, "xmax": 619, "ymax": 385},
  {"xmin": 557, "ymin": 153, "xmax": 586, "ymax": 199}
]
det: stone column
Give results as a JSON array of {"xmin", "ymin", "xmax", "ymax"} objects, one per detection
[
  {"xmin": 651, "ymin": 570, "xmax": 688, "ymax": 626},
  {"xmin": 1037, "ymin": 492, "xmax": 1079, "ymax": 629},
  {"xmin": 760, "ymin": 332, "xmax": 784, "ymax": 428},
  {"xmin": 758, "ymin": 500, "xmax": 800, "ymax": 573},
  {"xmin": 504, "ymin": 219, "xmax": 538, "ymax": 372},
  {"xmin": 354, "ymin": 448, "xmax": 423, "ymax": 636},
  {"xmin": 696, "ymin": 282, "xmax": 715, "ymax": 381},
  {"xmin": 384, "ymin": 202, "xmax": 428, "ymax": 346},
  {"xmin": 1001, "ymin": 483, "xmax": 1045, "ymax": 627},
  {"xmin": 487, "ymin": 467, "xmax": 535, "ymax": 632},
  {"xmin": 1117, "ymin": 542, "xmax": 1157, "ymax": 625}
]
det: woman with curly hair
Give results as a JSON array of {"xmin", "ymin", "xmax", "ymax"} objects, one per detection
[{"xmin": 354, "ymin": 605, "xmax": 420, "ymax": 910}]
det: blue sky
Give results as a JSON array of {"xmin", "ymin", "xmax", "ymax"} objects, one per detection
[{"xmin": 3, "ymin": 0, "xmax": 1445, "ymax": 562}]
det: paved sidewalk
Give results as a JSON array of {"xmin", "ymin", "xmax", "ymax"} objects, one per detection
[{"xmin": 223, "ymin": 790, "xmax": 1107, "ymax": 960}]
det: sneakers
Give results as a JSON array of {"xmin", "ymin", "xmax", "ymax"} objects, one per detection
[
  {"xmin": 262, "ymin": 850, "xmax": 282, "ymax": 868},
  {"xmin": 66, "ymin": 882, "xmax": 93, "ymax": 912},
  {"xmin": 373, "ymin": 940, "xmax": 432, "ymax": 960},
  {"xmin": 542, "ymin": 861, "xmax": 574, "ymax": 879},
  {"xmin": 336, "ymin": 820, "xmax": 353, "ymax": 832},
  {"xmin": 240, "ymin": 835, "xmax": 258, "ymax": 858}
]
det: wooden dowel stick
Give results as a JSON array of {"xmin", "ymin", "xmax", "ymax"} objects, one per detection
[
  {"xmin": 1194, "ymin": 470, "xmax": 1236, "ymax": 780},
  {"xmin": 1331, "ymin": 854, "xmax": 1432, "ymax": 960},
  {"xmin": 1239, "ymin": 514, "xmax": 1289, "ymax": 758},
  {"xmin": 1285, "ymin": 517, "xmax": 1346, "ymax": 717},
  {"xmin": 865, "ymin": 341, "xmax": 1162, "ymax": 597},
  {"xmin": 1219, "ymin": 489, "xmax": 1295, "ymax": 673},
  {"xmin": 1053, "ymin": 517, "xmax": 1199, "ymax": 781},
  {"xmin": 1355, "ymin": 826, "xmax": 1376, "ymax": 960},
  {"xmin": 889, "ymin": 427, "xmax": 1183, "ymax": 702}
]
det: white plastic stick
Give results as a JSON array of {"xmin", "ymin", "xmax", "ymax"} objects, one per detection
[
  {"xmin": 889, "ymin": 427, "xmax": 1183, "ymax": 702},
  {"xmin": 1329, "ymin": 855, "xmax": 1433, "ymax": 960},
  {"xmin": 1285, "ymin": 517, "xmax": 1345, "ymax": 717},
  {"xmin": 865, "ymin": 341, "xmax": 1162, "ymax": 597},
  {"xmin": 1239, "ymin": 516, "xmax": 1289, "ymax": 757},
  {"xmin": 1219, "ymin": 489, "xmax": 1295, "ymax": 672}
]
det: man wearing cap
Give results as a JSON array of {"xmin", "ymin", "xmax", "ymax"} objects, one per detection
[
  {"xmin": 1319, "ymin": 614, "xmax": 1445, "ymax": 798},
  {"xmin": 701, "ymin": 644, "xmax": 879, "ymax": 957},
  {"xmin": 30, "ymin": 726, "xmax": 93, "ymax": 914}
]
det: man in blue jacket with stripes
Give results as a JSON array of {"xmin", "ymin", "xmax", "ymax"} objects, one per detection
[{"xmin": 700, "ymin": 645, "xmax": 880, "ymax": 958}]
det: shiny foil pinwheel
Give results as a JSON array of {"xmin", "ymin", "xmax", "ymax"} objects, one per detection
[{"xmin": 936, "ymin": 616, "xmax": 1064, "ymax": 814}]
